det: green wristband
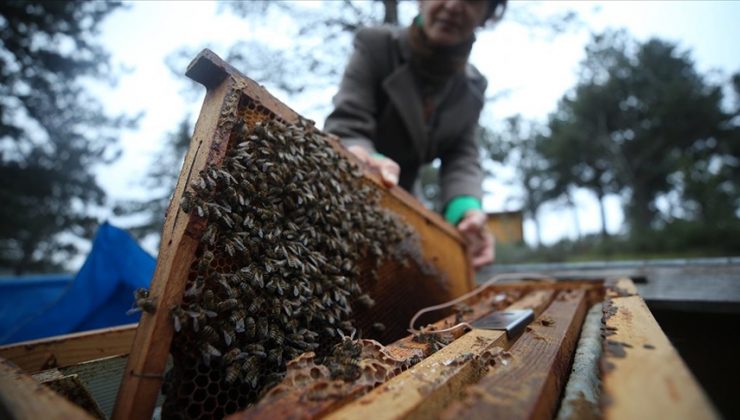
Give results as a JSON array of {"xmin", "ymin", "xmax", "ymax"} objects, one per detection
[{"xmin": 444, "ymin": 196, "xmax": 482, "ymax": 225}]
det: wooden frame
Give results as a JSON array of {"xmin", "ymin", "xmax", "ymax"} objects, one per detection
[
  {"xmin": 0, "ymin": 324, "xmax": 137, "ymax": 373},
  {"xmin": 0, "ymin": 356, "xmax": 95, "ymax": 420},
  {"xmin": 0, "ymin": 278, "xmax": 717, "ymax": 419},
  {"xmin": 600, "ymin": 278, "xmax": 718, "ymax": 419},
  {"xmin": 112, "ymin": 49, "xmax": 474, "ymax": 420}
]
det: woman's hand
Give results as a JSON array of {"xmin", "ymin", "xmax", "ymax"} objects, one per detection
[
  {"xmin": 346, "ymin": 145, "xmax": 400, "ymax": 187},
  {"xmin": 456, "ymin": 209, "xmax": 495, "ymax": 269}
]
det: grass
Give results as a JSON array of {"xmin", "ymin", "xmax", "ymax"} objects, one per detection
[{"xmin": 495, "ymin": 220, "xmax": 740, "ymax": 264}]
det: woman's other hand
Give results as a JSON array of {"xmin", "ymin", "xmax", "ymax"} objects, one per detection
[
  {"xmin": 457, "ymin": 209, "xmax": 495, "ymax": 269},
  {"xmin": 346, "ymin": 145, "xmax": 400, "ymax": 187}
]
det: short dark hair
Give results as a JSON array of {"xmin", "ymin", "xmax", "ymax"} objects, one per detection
[{"xmin": 485, "ymin": 0, "xmax": 508, "ymax": 22}]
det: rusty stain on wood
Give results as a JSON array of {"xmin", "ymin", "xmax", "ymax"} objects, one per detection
[
  {"xmin": 600, "ymin": 278, "xmax": 719, "ymax": 419},
  {"xmin": 441, "ymin": 289, "xmax": 588, "ymax": 420},
  {"xmin": 323, "ymin": 290, "xmax": 554, "ymax": 420},
  {"xmin": 228, "ymin": 289, "xmax": 524, "ymax": 420}
]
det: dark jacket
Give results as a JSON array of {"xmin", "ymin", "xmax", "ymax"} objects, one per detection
[{"xmin": 324, "ymin": 26, "xmax": 487, "ymax": 206}]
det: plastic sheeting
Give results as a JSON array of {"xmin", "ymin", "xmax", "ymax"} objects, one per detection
[{"xmin": 0, "ymin": 222, "xmax": 156, "ymax": 345}]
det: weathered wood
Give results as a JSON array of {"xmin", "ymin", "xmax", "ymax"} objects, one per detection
[
  {"xmin": 112, "ymin": 70, "xmax": 237, "ymax": 420},
  {"xmin": 0, "ymin": 356, "xmax": 95, "ymax": 420},
  {"xmin": 34, "ymin": 370, "xmax": 106, "ymax": 419},
  {"xmin": 601, "ymin": 279, "xmax": 719, "ymax": 419},
  {"xmin": 441, "ymin": 289, "xmax": 588, "ymax": 419},
  {"xmin": 324, "ymin": 290, "xmax": 555, "ymax": 420},
  {"xmin": 114, "ymin": 49, "xmax": 475, "ymax": 419},
  {"xmin": 229, "ymin": 289, "xmax": 525, "ymax": 420},
  {"xmin": 485, "ymin": 210, "xmax": 524, "ymax": 244},
  {"xmin": 0, "ymin": 324, "xmax": 136, "ymax": 373}
]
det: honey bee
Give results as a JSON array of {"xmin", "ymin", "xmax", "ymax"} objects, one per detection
[
  {"xmin": 126, "ymin": 288, "xmax": 156, "ymax": 316},
  {"xmin": 224, "ymin": 363, "xmax": 241, "ymax": 384},
  {"xmin": 223, "ymin": 348, "xmax": 246, "ymax": 365},
  {"xmin": 183, "ymin": 276, "xmax": 204, "ymax": 298},
  {"xmin": 244, "ymin": 316, "xmax": 256, "ymax": 338},
  {"xmin": 200, "ymin": 342, "xmax": 221, "ymax": 367},
  {"xmin": 222, "ymin": 325, "xmax": 236, "ymax": 346},
  {"xmin": 257, "ymin": 318, "xmax": 269, "ymax": 340},
  {"xmin": 218, "ymin": 298, "xmax": 240, "ymax": 312},
  {"xmin": 267, "ymin": 347, "xmax": 283, "ymax": 365},
  {"xmin": 171, "ymin": 306, "xmax": 186, "ymax": 333},
  {"xmin": 180, "ymin": 191, "xmax": 193, "ymax": 213},
  {"xmin": 230, "ymin": 309, "xmax": 246, "ymax": 333},
  {"xmin": 198, "ymin": 325, "xmax": 219, "ymax": 343}
]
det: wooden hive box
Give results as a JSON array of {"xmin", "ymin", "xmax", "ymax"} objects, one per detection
[{"xmin": 0, "ymin": 278, "xmax": 719, "ymax": 419}]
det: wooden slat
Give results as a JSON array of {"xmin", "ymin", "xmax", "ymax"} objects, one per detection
[
  {"xmin": 0, "ymin": 356, "xmax": 95, "ymax": 420},
  {"xmin": 441, "ymin": 288, "xmax": 588, "ymax": 419},
  {"xmin": 112, "ymin": 71, "xmax": 237, "ymax": 420},
  {"xmin": 114, "ymin": 49, "xmax": 475, "ymax": 419},
  {"xmin": 0, "ymin": 324, "xmax": 136, "ymax": 373},
  {"xmin": 324, "ymin": 290, "xmax": 555, "ymax": 420},
  {"xmin": 229, "ymin": 288, "xmax": 525, "ymax": 420},
  {"xmin": 601, "ymin": 279, "xmax": 718, "ymax": 419},
  {"xmin": 34, "ymin": 371, "xmax": 107, "ymax": 419}
]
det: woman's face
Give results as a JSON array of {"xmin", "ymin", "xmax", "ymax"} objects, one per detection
[{"xmin": 419, "ymin": 0, "xmax": 489, "ymax": 46}]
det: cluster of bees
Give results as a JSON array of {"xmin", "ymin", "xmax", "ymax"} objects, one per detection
[{"xmin": 161, "ymin": 116, "xmax": 414, "ymax": 418}]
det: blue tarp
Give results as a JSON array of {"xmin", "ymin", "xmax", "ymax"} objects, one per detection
[{"xmin": 0, "ymin": 222, "xmax": 156, "ymax": 345}]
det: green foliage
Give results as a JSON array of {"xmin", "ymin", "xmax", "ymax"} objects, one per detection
[
  {"xmin": 0, "ymin": 1, "xmax": 134, "ymax": 274},
  {"xmin": 480, "ymin": 118, "xmax": 556, "ymax": 246},
  {"xmin": 543, "ymin": 30, "xmax": 740, "ymax": 237},
  {"xmin": 496, "ymin": 219, "xmax": 740, "ymax": 264}
]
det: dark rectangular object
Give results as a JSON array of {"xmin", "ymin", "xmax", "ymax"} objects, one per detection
[{"xmin": 470, "ymin": 309, "xmax": 534, "ymax": 337}]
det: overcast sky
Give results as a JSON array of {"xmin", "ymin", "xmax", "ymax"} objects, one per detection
[{"xmin": 91, "ymin": 0, "xmax": 740, "ymax": 252}]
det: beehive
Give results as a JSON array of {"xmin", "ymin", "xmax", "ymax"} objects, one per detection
[
  {"xmin": 0, "ymin": 278, "xmax": 719, "ymax": 419},
  {"xmin": 112, "ymin": 50, "xmax": 474, "ymax": 419},
  {"xmin": 160, "ymin": 116, "xmax": 427, "ymax": 418}
]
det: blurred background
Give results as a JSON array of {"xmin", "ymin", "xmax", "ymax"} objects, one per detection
[
  {"xmin": 2, "ymin": 0, "xmax": 738, "ymax": 275},
  {"xmin": 0, "ymin": 0, "xmax": 738, "ymax": 269}
]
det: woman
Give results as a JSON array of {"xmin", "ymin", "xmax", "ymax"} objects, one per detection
[{"xmin": 324, "ymin": 0, "xmax": 506, "ymax": 269}]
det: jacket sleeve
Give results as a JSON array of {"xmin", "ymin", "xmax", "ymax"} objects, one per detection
[
  {"xmin": 323, "ymin": 28, "xmax": 389, "ymax": 153},
  {"xmin": 439, "ymin": 122, "xmax": 485, "ymax": 206}
]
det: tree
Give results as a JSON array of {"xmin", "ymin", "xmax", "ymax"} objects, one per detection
[
  {"xmin": 122, "ymin": 1, "xmax": 582, "ymax": 242},
  {"xmin": 481, "ymin": 118, "xmax": 555, "ymax": 246},
  {"xmin": 0, "ymin": 1, "xmax": 135, "ymax": 274},
  {"xmin": 544, "ymin": 30, "xmax": 739, "ymax": 234}
]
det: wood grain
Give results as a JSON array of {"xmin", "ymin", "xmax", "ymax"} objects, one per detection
[
  {"xmin": 0, "ymin": 356, "xmax": 94, "ymax": 420},
  {"xmin": 0, "ymin": 324, "xmax": 136, "ymax": 373},
  {"xmin": 324, "ymin": 290, "xmax": 554, "ymax": 420},
  {"xmin": 601, "ymin": 279, "xmax": 718, "ymax": 420},
  {"xmin": 441, "ymin": 289, "xmax": 588, "ymax": 419},
  {"xmin": 228, "ymin": 288, "xmax": 526, "ymax": 420},
  {"xmin": 112, "ymin": 72, "xmax": 237, "ymax": 420}
]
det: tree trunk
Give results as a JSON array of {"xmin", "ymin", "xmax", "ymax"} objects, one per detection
[
  {"xmin": 566, "ymin": 191, "xmax": 581, "ymax": 240},
  {"xmin": 626, "ymin": 184, "xmax": 654, "ymax": 234},
  {"xmin": 531, "ymin": 210, "xmax": 542, "ymax": 248},
  {"xmin": 595, "ymin": 187, "xmax": 609, "ymax": 238},
  {"xmin": 382, "ymin": 0, "xmax": 398, "ymax": 25}
]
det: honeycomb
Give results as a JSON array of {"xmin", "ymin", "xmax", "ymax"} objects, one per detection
[
  {"xmin": 159, "ymin": 96, "xmax": 420, "ymax": 419},
  {"xmin": 257, "ymin": 337, "xmax": 413, "ymax": 406}
]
